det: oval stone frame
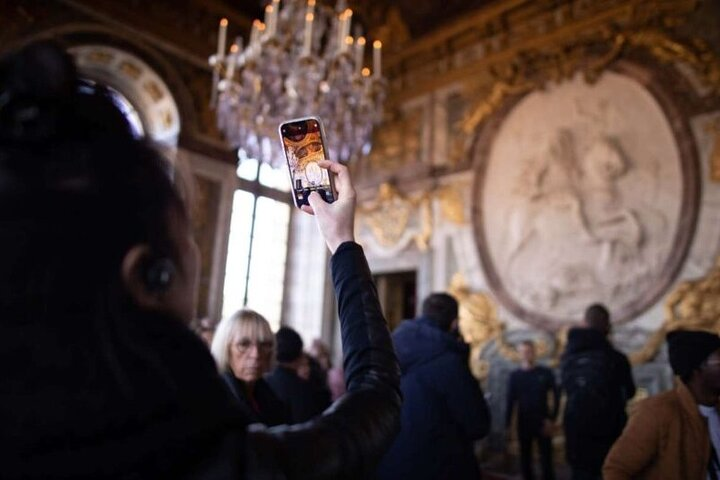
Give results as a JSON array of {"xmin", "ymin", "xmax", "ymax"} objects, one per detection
[{"xmin": 471, "ymin": 60, "xmax": 701, "ymax": 331}]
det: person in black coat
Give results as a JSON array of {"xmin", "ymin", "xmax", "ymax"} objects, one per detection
[
  {"xmin": 378, "ymin": 293, "xmax": 491, "ymax": 480},
  {"xmin": 0, "ymin": 41, "xmax": 400, "ymax": 479},
  {"xmin": 265, "ymin": 326, "xmax": 331, "ymax": 423},
  {"xmin": 211, "ymin": 309, "xmax": 290, "ymax": 426},
  {"xmin": 506, "ymin": 340, "xmax": 559, "ymax": 480},
  {"xmin": 561, "ymin": 304, "xmax": 636, "ymax": 480}
]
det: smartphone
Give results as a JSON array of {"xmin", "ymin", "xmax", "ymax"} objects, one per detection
[{"xmin": 278, "ymin": 116, "xmax": 337, "ymax": 208}]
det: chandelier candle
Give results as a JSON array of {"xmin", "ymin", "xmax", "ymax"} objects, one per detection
[
  {"xmin": 373, "ymin": 40, "xmax": 382, "ymax": 78},
  {"xmin": 355, "ymin": 37, "xmax": 366, "ymax": 74},
  {"xmin": 217, "ymin": 18, "xmax": 228, "ymax": 60},
  {"xmin": 225, "ymin": 43, "xmax": 240, "ymax": 81},
  {"xmin": 303, "ymin": 13, "xmax": 314, "ymax": 57}
]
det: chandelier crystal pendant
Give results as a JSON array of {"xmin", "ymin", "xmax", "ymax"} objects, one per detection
[{"xmin": 209, "ymin": 0, "xmax": 387, "ymax": 168}]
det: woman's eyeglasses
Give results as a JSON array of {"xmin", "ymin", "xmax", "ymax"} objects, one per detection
[{"xmin": 235, "ymin": 338, "xmax": 274, "ymax": 353}]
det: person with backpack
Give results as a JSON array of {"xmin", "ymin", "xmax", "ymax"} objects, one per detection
[{"xmin": 560, "ymin": 304, "xmax": 636, "ymax": 480}]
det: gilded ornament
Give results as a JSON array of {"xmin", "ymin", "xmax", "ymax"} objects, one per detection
[
  {"xmin": 438, "ymin": 187, "xmax": 466, "ymax": 224},
  {"xmin": 457, "ymin": 26, "xmax": 720, "ymax": 132},
  {"xmin": 119, "ymin": 61, "xmax": 143, "ymax": 80},
  {"xmin": 448, "ymin": 273, "xmax": 552, "ymax": 380},
  {"xmin": 462, "ymin": 80, "xmax": 535, "ymax": 135},
  {"xmin": 358, "ymin": 183, "xmax": 432, "ymax": 251},
  {"xmin": 630, "ymin": 256, "xmax": 720, "ymax": 365},
  {"xmin": 626, "ymin": 30, "xmax": 720, "ymax": 94}
]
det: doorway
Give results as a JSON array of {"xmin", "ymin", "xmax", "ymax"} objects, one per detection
[{"xmin": 373, "ymin": 271, "xmax": 417, "ymax": 331}]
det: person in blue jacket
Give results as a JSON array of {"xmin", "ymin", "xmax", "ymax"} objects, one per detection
[{"xmin": 378, "ymin": 293, "xmax": 491, "ymax": 480}]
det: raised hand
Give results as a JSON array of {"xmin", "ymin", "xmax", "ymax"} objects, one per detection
[{"xmin": 301, "ymin": 160, "xmax": 356, "ymax": 254}]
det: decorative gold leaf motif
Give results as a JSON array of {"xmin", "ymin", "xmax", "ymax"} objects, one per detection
[
  {"xmin": 119, "ymin": 61, "xmax": 142, "ymax": 80},
  {"xmin": 437, "ymin": 187, "xmax": 467, "ymax": 225},
  {"xmin": 630, "ymin": 256, "xmax": 720, "ymax": 365},
  {"xmin": 358, "ymin": 183, "xmax": 432, "ymax": 251}
]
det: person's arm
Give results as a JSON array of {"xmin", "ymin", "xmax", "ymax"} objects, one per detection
[
  {"xmin": 602, "ymin": 401, "xmax": 660, "ymax": 480},
  {"xmin": 245, "ymin": 162, "xmax": 401, "ymax": 479},
  {"xmin": 505, "ymin": 373, "xmax": 516, "ymax": 429},
  {"xmin": 548, "ymin": 370, "xmax": 560, "ymax": 421},
  {"xmin": 619, "ymin": 354, "xmax": 637, "ymax": 401}
]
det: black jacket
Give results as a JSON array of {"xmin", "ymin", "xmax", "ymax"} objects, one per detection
[
  {"xmin": 377, "ymin": 316, "xmax": 490, "ymax": 480},
  {"xmin": 223, "ymin": 372, "xmax": 291, "ymax": 427},
  {"xmin": 2, "ymin": 242, "xmax": 401, "ymax": 479},
  {"xmin": 506, "ymin": 365, "xmax": 559, "ymax": 434},
  {"xmin": 265, "ymin": 366, "xmax": 330, "ymax": 423}
]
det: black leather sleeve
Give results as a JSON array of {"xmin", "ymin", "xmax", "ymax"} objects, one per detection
[{"xmin": 245, "ymin": 242, "xmax": 401, "ymax": 480}]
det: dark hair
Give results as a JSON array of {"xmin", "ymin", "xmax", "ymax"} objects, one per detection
[
  {"xmin": 584, "ymin": 303, "xmax": 611, "ymax": 334},
  {"xmin": 0, "ymin": 42, "xmax": 186, "ymax": 387},
  {"xmin": 421, "ymin": 293, "xmax": 459, "ymax": 331},
  {"xmin": 276, "ymin": 326, "xmax": 304, "ymax": 363}
]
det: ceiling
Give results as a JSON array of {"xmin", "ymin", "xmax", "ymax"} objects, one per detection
[{"xmin": 228, "ymin": 0, "xmax": 495, "ymax": 42}]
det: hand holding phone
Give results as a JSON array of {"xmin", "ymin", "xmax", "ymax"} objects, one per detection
[
  {"xmin": 301, "ymin": 160, "xmax": 356, "ymax": 254},
  {"xmin": 279, "ymin": 117, "xmax": 337, "ymax": 208}
]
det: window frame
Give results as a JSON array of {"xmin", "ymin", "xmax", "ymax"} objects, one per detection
[{"xmin": 223, "ymin": 160, "xmax": 295, "ymax": 323}]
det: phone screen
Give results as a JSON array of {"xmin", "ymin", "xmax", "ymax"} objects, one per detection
[{"xmin": 280, "ymin": 118, "xmax": 335, "ymax": 207}]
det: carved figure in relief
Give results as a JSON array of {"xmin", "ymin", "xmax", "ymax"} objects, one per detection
[{"xmin": 503, "ymin": 125, "xmax": 666, "ymax": 317}]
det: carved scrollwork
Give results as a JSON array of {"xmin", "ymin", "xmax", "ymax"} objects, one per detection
[
  {"xmin": 461, "ymin": 29, "xmax": 720, "ymax": 137},
  {"xmin": 437, "ymin": 186, "xmax": 467, "ymax": 225},
  {"xmin": 626, "ymin": 30, "xmax": 720, "ymax": 95},
  {"xmin": 448, "ymin": 273, "xmax": 552, "ymax": 380},
  {"xmin": 357, "ymin": 183, "xmax": 432, "ymax": 252},
  {"xmin": 357, "ymin": 182, "xmax": 469, "ymax": 255},
  {"xmin": 630, "ymin": 256, "xmax": 720, "ymax": 365}
]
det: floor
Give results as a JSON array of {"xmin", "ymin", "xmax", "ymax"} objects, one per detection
[{"xmin": 481, "ymin": 452, "xmax": 573, "ymax": 480}]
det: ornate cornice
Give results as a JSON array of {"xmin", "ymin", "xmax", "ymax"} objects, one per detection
[{"xmin": 384, "ymin": 0, "xmax": 701, "ymax": 104}]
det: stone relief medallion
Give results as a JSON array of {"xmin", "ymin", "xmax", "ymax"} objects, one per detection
[{"xmin": 472, "ymin": 69, "xmax": 699, "ymax": 330}]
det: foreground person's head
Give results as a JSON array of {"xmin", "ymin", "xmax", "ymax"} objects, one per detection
[
  {"xmin": 667, "ymin": 330, "xmax": 720, "ymax": 395},
  {"xmin": 0, "ymin": 42, "xmax": 199, "ymax": 324},
  {"xmin": 0, "ymin": 41, "xmax": 242, "ymax": 477},
  {"xmin": 211, "ymin": 309, "xmax": 275, "ymax": 384}
]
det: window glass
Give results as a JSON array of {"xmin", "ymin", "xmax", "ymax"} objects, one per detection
[
  {"xmin": 259, "ymin": 162, "xmax": 292, "ymax": 192},
  {"xmin": 221, "ymin": 190, "xmax": 255, "ymax": 319},
  {"xmin": 236, "ymin": 155, "xmax": 259, "ymax": 181},
  {"xmin": 245, "ymin": 197, "xmax": 291, "ymax": 330}
]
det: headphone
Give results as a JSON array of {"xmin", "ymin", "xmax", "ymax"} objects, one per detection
[{"xmin": 143, "ymin": 257, "xmax": 176, "ymax": 293}]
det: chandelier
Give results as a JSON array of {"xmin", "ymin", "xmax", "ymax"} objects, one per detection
[{"xmin": 209, "ymin": 0, "xmax": 386, "ymax": 168}]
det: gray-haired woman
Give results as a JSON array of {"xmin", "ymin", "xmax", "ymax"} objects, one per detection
[{"xmin": 211, "ymin": 309, "xmax": 289, "ymax": 426}]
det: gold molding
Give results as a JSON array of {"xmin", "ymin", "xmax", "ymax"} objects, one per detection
[
  {"xmin": 627, "ymin": 30, "xmax": 720, "ymax": 95},
  {"xmin": 461, "ymin": 80, "xmax": 535, "ymax": 135},
  {"xmin": 461, "ymin": 29, "xmax": 720, "ymax": 134},
  {"xmin": 357, "ymin": 183, "xmax": 432, "ymax": 251},
  {"xmin": 630, "ymin": 256, "xmax": 720, "ymax": 365},
  {"xmin": 385, "ymin": 0, "xmax": 700, "ymax": 104},
  {"xmin": 707, "ymin": 119, "xmax": 720, "ymax": 183}
]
